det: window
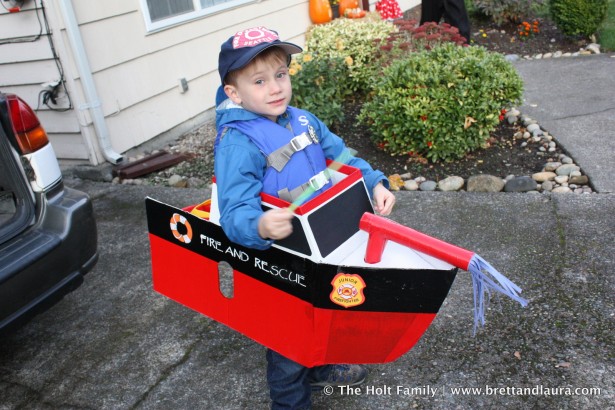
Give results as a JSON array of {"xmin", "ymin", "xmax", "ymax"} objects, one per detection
[
  {"xmin": 146, "ymin": 0, "xmax": 193, "ymax": 22},
  {"xmin": 142, "ymin": 0, "xmax": 254, "ymax": 32}
]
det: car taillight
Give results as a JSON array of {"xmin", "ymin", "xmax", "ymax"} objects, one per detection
[{"xmin": 7, "ymin": 95, "xmax": 49, "ymax": 154}]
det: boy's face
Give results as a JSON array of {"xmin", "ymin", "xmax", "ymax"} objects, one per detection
[{"xmin": 224, "ymin": 57, "xmax": 292, "ymax": 122}]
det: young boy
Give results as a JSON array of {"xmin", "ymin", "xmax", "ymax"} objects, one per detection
[{"xmin": 214, "ymin": 26, "xmax": 395, "ymax": 409}]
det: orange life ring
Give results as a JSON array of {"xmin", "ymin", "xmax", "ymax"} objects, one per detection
[{"xmin": 170, "ymin": 213, "xmax": 193, "ymax": 243}]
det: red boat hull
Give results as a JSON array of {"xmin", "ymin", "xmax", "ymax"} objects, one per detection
[{"xmin": 147, "ymin": 199, "xmax": 456, "ymax": 367}]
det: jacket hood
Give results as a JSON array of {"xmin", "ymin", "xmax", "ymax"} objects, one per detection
[{"xmin": 216, "ymin": 99, "xmax": 262, "ymax": 130}]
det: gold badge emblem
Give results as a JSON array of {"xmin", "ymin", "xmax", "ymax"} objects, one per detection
[{"xmin": 330, "ymin": 273, "xmax": 366, "ymax": 308}]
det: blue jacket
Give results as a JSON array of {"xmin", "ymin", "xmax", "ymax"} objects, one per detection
[{"xmin": 214, "ymin": 101, "xmax": 388, "ymax": 250}]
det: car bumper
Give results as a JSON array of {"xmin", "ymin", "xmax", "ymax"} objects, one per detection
[{"xmin": 0, "ymin": 185, "xmax": 98, "ymax": 331}]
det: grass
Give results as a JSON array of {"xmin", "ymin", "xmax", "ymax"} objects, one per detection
[{"xmin": 598, "ymin": 0, "xmax": 615, "ymax": 51}]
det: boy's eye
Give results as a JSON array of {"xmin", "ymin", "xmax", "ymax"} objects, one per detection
[
  {"xmin": 255, "ymin": 79, "xmax": 264, "ymax": 85},
  {"xmin": 276, "ymin": 72, "xmax": 287, "ymax": 79}
]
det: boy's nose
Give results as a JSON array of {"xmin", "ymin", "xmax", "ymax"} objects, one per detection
[{"xmin": 269, "ymin": 81, "xmax": 282, "ymax": 94}]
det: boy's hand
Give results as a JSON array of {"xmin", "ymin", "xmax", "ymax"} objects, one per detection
[
  {"xmin": 373, "ymin": 183, "xmax": 396, "ymax": 216},
  {"xmin": 258, "ymin": 208, "xmax": 293, "ymax": 240}
]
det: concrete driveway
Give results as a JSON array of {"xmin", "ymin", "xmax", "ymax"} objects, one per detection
[{"xmin": 1, "ymin": 179, "xmax": 612, "ymax": 409}]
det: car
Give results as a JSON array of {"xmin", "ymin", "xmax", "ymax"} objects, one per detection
[{"xmin": 0, "ymin": 92, "xmax": 98, "ymax": 333}]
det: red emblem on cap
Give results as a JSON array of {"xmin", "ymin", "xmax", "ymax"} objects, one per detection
[{"xmin": 233, "ymin": 27, "xmax": 279, "ymax": 49}]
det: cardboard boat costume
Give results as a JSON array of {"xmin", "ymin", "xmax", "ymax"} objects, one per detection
[
  {"xmin": 146, "ymin": 153, "xmax": 527, "ymax": 367},
  {"xmin": 147, "ymin": 23, "xmax": 526, "ymax": 367}
]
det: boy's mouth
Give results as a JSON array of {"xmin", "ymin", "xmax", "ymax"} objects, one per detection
[{"xmin": 269, "ymin": 98, "xmax": 286, "ymax": 106}]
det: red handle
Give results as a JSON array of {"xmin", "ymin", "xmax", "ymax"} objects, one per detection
[{"xmin": 359, "ymin": 213, "xmax": 474, "ymax": 269}]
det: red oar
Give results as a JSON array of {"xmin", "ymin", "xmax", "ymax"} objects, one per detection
[{"xmin": 360, "ymin": 213, "xmax": 528, "ymax": 333}]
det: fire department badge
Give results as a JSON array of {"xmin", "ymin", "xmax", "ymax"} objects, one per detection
[{"xmin": 330, "ymin": 273, "xmax": 366, "ymax": 308}]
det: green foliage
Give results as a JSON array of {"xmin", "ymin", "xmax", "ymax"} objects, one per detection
[
  {"xmin": 303, "ymin": 17, "xmax": 397, "ymax": 92},
  {"xmin": 597, "ymin": 0, "xmax": 615, "ymax": 51},
  {"xmin": 290, "ymin": 53, "xmax": 353, "ymax": 129},
  {"xmin": 550, "ymin": 0, "xmax": 608, "ymax": 37},
  {"xmin": 472, "ymin": 0, "xmax": 540, "ymax": 24},
  {"xmin": 358, "ymin": 43, "xmax": 523, "ymax": 162}
]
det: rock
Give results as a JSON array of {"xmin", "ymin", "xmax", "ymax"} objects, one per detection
[
  {"xmin": 467, "ymin": 174, "xmax": 505, "ymax": 192},
  {"xmin": 73, "ymin": 164, "xmax": 114, "ymax": 182},
  {"xmin": 556, "ymin": 164, "xmax": 580, "ymax": 176},
  {"xmin": 438, "ymin": 176, "xmax": 464, "ymax": 191},
  {"xmin": 569, "ymin": 175, "xmax": 589, "ymax": 185},
  {"xmin": 541, "ymin": 180, "xmax": 554, "ymax": 192},
  {"xmin": 552, "ymin": 186, "xmax": 572, "ymax": 193},
  {"xmin": 504, "ymin": 176, "xmax": 537, "ymax": 192},
  {"xmin": 168, "ymin": 174, "xmax": 187, "ymax": 187},
  {"xmin": 403, "ymin": 180, "xmax": 419, "ymax": 191},
  {"xmin": 586, "ymin": 43, "xmax": 601, "ymax": 54},
  {"xmin": 527, "ymin": 123, "xmax": 542, "ymax": 136},
  {"xmin": 554, "ymin": 175, "xmax": 569, "ymax": 184},
  {"xmin": 561, "ymin": 156, "xmax": 574, "ymax": 164},
  {"xmin": 400, "ymin": 172, "xmax": 413, "ymax": 180},
  {"xmin": 553, "ymin": 51, "xmax": 562, "ymax": 58},
  {"xmin": 419, "ymin": 180, "xmax": 437, "ymax": 191},
  {"xmin": 505, "ymin": 54, "xmax": 520, "ymax": 62},
  {"xmin": 532, "ymin": 171, "xmax": 556, "ymax": 182},
  {"xmin": 187, "ymin": 177, "xmax": 206, "ymax": 188},
  {"xmin": 507, "ymin": 108, "xmax": 521, "ymax": 118}
]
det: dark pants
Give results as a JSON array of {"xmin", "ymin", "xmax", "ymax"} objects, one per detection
[
  {"xmin": 266, "ymin": 349, "xmax": 333, "ymax": 410},
  {"xmin": 420, "ymin": 0, "xmax": 471, "ymax": 43}
]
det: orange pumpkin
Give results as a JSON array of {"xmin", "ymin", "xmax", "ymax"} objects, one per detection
[
  {"xmin": 309, "ymin": 0, "xmax": 332, "ymax": 24},
  {"xmin": 339, "ymin": 0, "xmax": 359, "ymax": 17},
  {"xmin": 344, "ymin": 7, "xmax": 366, "ymax": 18}
]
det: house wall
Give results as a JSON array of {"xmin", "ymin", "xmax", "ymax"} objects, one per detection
[
  {"xmin": 0, "ymin": 2, "xmax": 89, "ymax": 160},
  {"xmin": 1, "ymin": 0, "xmax": 419, "ymax": 165}
]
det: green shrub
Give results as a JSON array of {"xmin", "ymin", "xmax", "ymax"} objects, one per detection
[
  {"xmin": 289, "ymin": 53, "xmax": 353, "ymax": 129},
  {"xmin": 473, "ymin": 0, "xmax": 539, "ymax": 24},
  {"xmin": 358, "ymin": 43, "xmax": 523, "ymax": 162},
  {"xmin": 597, "ymin": 0, "xmax": 615, "ymax": 51},
  {"xmin": 303, "ymin": 17, "xmax": 397, "ymax": 93},
  {"xmin": 550, "ymin": 0, "xmax": 608, "ymax": 37}
]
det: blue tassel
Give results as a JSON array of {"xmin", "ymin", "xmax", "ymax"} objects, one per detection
[{"xmin": 468, "ymin": 254, "xmax": 528, "ymax": 334}]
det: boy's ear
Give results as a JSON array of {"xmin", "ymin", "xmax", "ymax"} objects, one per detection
[{"xmin": 224, "ymin": 84, "xmax": 241, "ymax": 104}]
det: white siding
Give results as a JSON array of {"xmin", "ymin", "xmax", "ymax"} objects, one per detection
[
  {"xmin": 0, "ymin": 2, "xmax": 87, "ymax": 161},
  {"xmin": 1, "ymin": 0, "xmax": 419, "ymax": 164}
]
